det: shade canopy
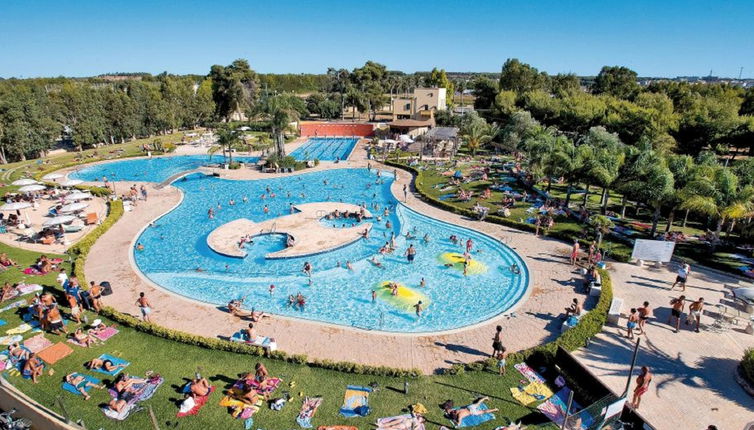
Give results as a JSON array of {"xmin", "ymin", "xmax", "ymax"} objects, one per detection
[
  {"xmin": 42, "ymin": 173, "xmax": 64, "ymax": 180},
  {"xmin": 733, "ymin": 288, "xmax": 754, "ymax": 304},
  {"xmin": 61, "ymin": 179, "xmax": 83, "ymax": 187},
  {"xmin": 0, "ymin": 202, "xmax": 32, "ymax": 211},
  {"xmin": 11, "ymin": 179, "xmax": 39, "ymax": 186},
  {"xmin": 43, "ymin": 215, "xmax": 76, "ymax": 226},
  {"xmin": 60, "ymin": 202, "xmax": 89, "ymax": 213},
  {"xmin": 18, "ymin": 184, "xmax": 46, "ymax": 193},
  {"xmin": 398, "ymin": 135, "xmax": 414, "ymax": 144},
  {"xmin": 64, "ymin": 192, "xmax": 92, "ymax": 201}
]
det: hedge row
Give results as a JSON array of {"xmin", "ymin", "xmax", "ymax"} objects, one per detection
[
  {"xmin": 385, "ymin": 161, "xmax": 632, "ymax": 263},
  {"xmin": 68, "ymin": 200, "xmax": 124, "ymax": 286},
  {"xmin": 742, "ymin": 348, "xmax": 754, "ymax": 386},
  {"xmin": 99, "ymin": 307, "xmax": 422, "ymax": 378}
]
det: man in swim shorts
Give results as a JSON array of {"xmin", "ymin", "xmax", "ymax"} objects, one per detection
[
  {"xmin": 405, "ymin": 244, "xmax": 416, "ymax": 264},
  {"xmin": 687, "ymin": 297, "xmax": 704, "ymax": 333},
  {"xmin": 668, "ymin": 295, "xmax": 685, "ymax": 333},
  {"xmin": 136, "ymin": 292, "xmax": 152, "ymax": 322}
]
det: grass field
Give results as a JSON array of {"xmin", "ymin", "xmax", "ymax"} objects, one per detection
[{"xmin": 0, "ymin": 243, "xmax": 558, "ymax": 430}]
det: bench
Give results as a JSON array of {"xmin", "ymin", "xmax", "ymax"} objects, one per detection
[{"xmin": 607, "ymin": 297, "xmax": 623, "ymax": 325}]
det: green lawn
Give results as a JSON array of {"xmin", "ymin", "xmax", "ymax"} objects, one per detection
[{"xmin": 0, "ymin": 243, "xmax": 557, "ymax": 430}]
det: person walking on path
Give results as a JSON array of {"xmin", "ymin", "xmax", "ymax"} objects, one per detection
[
  {"xmin": 668, "ymin": 295, "xmax": 686, "ymax": 333},
  {"xmin": 670, "ymin": 262, "xmax": 691, "ymax": 291},
  {"xmin": 687, "ymin": 297, "xmax": 705, "ymax": 333},
  {"xmin": 631, "ymin": 366, "xmax": 652, "ymax": 410},
  {"xmin": 569, "ymin": 240, "xmax": 580, "ymax": 266},
  {"xmin": 136, "ymin": 292, "xmax": 153, "ymax": 323},
  {"xmin": 637, "ymin": 301, "xmax": 652, "ymax": 335},
  {"xmin": 403, "ymin": 184, "xmax": 408, "ymax": 202},
  {"xmin": 625, "ymin": 308, "xmax": 639, "ymax": 339},
  {"xmin": 491, "ymin": 325, "xmax": 504, "ymax": 357}
]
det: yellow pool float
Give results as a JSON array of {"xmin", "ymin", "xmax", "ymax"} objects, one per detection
[
  {"xmin": 438, "ymin": 252, "xmax": 488, "ymax": 275},
  {"xmin": 375, "ymin": 281, "xmax": 430, "ymax": 312}
]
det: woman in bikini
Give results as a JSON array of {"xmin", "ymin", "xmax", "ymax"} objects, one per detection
[
  {"xmin": 442, "ymin": 397, "xmax": 498, "ymax": 427},
  {"xmin": 86, "ymin": 357, "xmax": 126, "ymax": 373}
]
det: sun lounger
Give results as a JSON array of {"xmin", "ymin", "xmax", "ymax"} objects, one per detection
[
  {"xmin": 230, "ymin": 330, "xmax": 277, "ymax": 351},
  {"xmin": 339, "ymin": 385, "xmax": 371, "ymax": 418},
  {"xmin": 63, "ymin": 373, "xmax": 100, "ymax": 397},
  {"xmin": 297, "ymin": 397, "xmax": 323, "ymax": 428},
  {"xmin": 85, "ymin": 213, "xmax": 98, "ymax": 225},
  {"xmin": 91, "ymin": 354, "xmax": 130, "ymax": 376}
]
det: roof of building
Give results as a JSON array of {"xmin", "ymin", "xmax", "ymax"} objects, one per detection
[
  {"xmin": 388, "ymin": 119, "xmax": 433, "ymax": 127},
  {"xmin": 425, "ymin": 127, "xmax": 459, "ymax": 140}
]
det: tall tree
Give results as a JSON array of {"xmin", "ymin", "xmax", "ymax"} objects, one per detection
[
  {"xmin": 499, "ymin": 58, "xmax": 549, "ymax": 94},
  {"xmin": 592, "ymin": 66, "xmax": 640, "ymax": 100},
  {"xmin": 255, "ymin": 94, "xmax": 301, "ymax": 157},
  {"xmin": 209, "ymin": 59, "xmax": 259, "ymax": 122}
]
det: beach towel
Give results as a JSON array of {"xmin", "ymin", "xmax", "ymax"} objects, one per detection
[
  {"xmin": 297, "ymin": 397, "xmax": 323, "ymax": 428},
  {"xmin": 236, "ymin": 376, "xmax": 282, "ymax": 395},
  {"xmin": 91, "ymin": 354, "xmax": 130, "ymax": 376},
  {"xmin": 0, "ymin": 320, "xmax": 6, "ymax": 327},
  {"xmin": 0, "ymin": 300, "xmax": 25, "ymax": 313},
  {"xmin": 450, "ymin": 403, "xmax": 495, "ymax": 428},
  {"xmin": 102, "ymin": 375, "xmax": 163, "ymax": 421},
  {"xmin": 6, "ymin": 323, "xmax": 33, "ymax": 335},
  {"xmin": 319, "ymin": 427, "xmax": 358, "ymax": 430},
  {"xmin": 63, "ymin": 373, "xmax": 100, "ymax": 396},
  {"xmin": 16, "ymin": 284, "xmax": 43, "ymax": 295},
  {"xmin": 510, "ymin": 382, "xmax": 554, "ymax": 406},
  {"xmin": 37, "ymin": 342, "xmax": 73, "ymax": 365},
  {"xmin": 22, "ymin": 267, "xmax": 43, "ymax": 276},
  {"xmin": 0, "ymin": 335, "xmax": 22, "ymax": 346},
  {"xmin": 219, "ymin": 394, "xmax": 263, "ymax": 419},
  {"xmin": 339, "ymin": 385, "xmax": 371, "ymax": 418},
  {"xmin": 93, "ymin": 326, "xmax": 119, "ymax": 342},
  {"xmin": 514, "ymin": 363, "xmax": 546, "ymax": 384},
  {"xmin": 376, "ymin": 414, "xmax": 425, "ymax": 430},
  {"xmin": 177, "ymin": 385, "xmax": 216, "ymax": 417},
  {"xmin": 23, "ymin": 334, "xmax": 53, "ymax": 353},
  {"xmin": 536, "ymin": 387, "xmax": 592, "ymax": 429}
]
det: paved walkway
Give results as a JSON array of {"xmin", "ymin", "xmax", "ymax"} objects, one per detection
[
  {"xmin": 82, "ymin": 144, "xmax": 585, "ymax": 374},
  {"xmin": 573, "ymin": 262, "xmax": 754, "ymax": 429}
]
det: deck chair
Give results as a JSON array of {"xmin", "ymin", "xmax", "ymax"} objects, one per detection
[{"xmin": 85, "ymin": 213, "xmax": 98, "ymax": 225}]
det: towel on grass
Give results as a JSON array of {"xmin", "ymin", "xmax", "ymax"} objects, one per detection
[
  {"xmin": 23, "ymin": 334, "xmax": 53, "ymax": 353},
  {"xmin": 93, "ymin": 326, "xmax": 119, "ymax": 342},
  {"xmin": 297, "ymin": 397, "xmax": 323, "ymax": 428},
  {"xmin": 91, "ymin": 354, "xmax": 129, "ymax": 376},
  {"xmin": 0, "ymin": 300, "xmax": 26, "ymax": 314},
  {"xmin": 102, "ymin": 376, "xmax": 164, "ymax": 421},
  {"xmin": 219, "ymin": 394, "xmax": 263, "ymax": 419},
  {"xmin": 449, "ymin": 403, "xmax": 495, "ymax": 428},
  {"xmin": 177, "ymin": 385, "xmax": 216, "ymax": 417},
  {"xmin": 0, "ymin": 320, "xmax": 6, "ymax": 327},
  {"xmin": 339, "ymin": 385, "xmax": 371, "ymax": 418},
  {"xmin": 514, "ymin": 363, "xmax": 546, "ymax": 384},
  {"xmin": 63, "ymin": 373, "xmax": 100, "ymax": 396},
  {"xmin": 510, "ymin": 382, "xmax": 554, "ymax": 406},
  {"xmin": 6, "ymin": 323, "xmax": 33, "ymax": 335},
  {"xmin": 376, "ymin": 414, "xmax": 425, "ymax": 430},
  {"xmin": 0, "ymin": 335, "xmax": 23, "ymax": 346},
  {"xmin": 37, "ymin": 342, "xmax": 73, "ymax": 365},
  {"xmin": 235, "ymin": 376, "xmax": 282, "ymax": 395},
  {"xmin": 16, "ymin": 284, "xmax": 43, "ymax": 295}
]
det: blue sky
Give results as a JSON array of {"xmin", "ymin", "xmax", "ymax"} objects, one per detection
[{"xmin": 1, "ymin": 0, "xmax": 752, "ymax": 78}]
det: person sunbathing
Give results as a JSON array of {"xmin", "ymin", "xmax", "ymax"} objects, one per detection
[
  {"xmin": 113, "ymin": 373, "xmax": 147, "ymax": 396},
  {"xmin": 85, "ymin": 357, "xmax": 126, "ymax": 373},
  {"xmin": 22, "ymin": 353, "xmax": 44, "ymax": 384},
  {"xmin": 8, "ymin": 342, "xmax": 30, "ymax": 361},
  {"xmin": 378, "ymin": 414, "xmax": 425, "ymax": 429},
  {"xmin": 442, "ymin": 397, "xmax": 498, "ymax": 427},
  {"xmin": 228, "ymin": 299, "xmax": 250, "ymax": 317},
  {"xmin": 0, "ymin": 253, "xmax": 17, "ymax": 267},
  {"xmin": 65, "ymin": 373, "xmax": 104, "ymax": 400},
  {"xmin": 249, "ymin": 309, "xmax": 269, "ymax": 322},
  {"xmin": 188, "ymin": 375, "xmax": 211, "ymax": 398},
  {"xmin": 1, "ymin": 282, "xmax": 17, "ymax": 302},
  {"xmin": 72, "ymin": 328, "xmax": 99, "ymax": 347}
]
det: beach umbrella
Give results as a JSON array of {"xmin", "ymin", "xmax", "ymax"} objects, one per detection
[
  {"xmin": 43, "ymin": 215, "xmax": 76, "ymax": 227},
  {"xmin": 61, "ymin": 179, "xmax": 83, "ymax": 187},
  {"xmin": 42, "ymin": 173, "xmax": 64, "ymax": 180},
  {"xmin": 11, "ymin": 179, "xmax": 39, "ymax": 186},
  {"xmin": 18, "ymin": 184, "xmax": 46, "ymax": 193},
  {"xmin": 64, "ymin": 192, "xmax": 92, "ymax": 201},
  {"xmin": 60, "ymin": 202, "xmax": 88, "ymax": 214},
  {"xmin": 733, "ymin": 288, "xmax": 754, "ymax": 304},
  {"xmin": 0, "ymin": 202, "xmax": 32, "ymax": 211}
]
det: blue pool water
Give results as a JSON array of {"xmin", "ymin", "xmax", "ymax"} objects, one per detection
[
  {"xmin": 129, "ymin": 167, "xmax": 528, "ymax": 332},
  {"xmin": 290, "ymin": 138, "xmax": 359, "ymax": 161},
  {"xmin": 70, "ymin": 155, "xmax": 259, "ymax": 183}
]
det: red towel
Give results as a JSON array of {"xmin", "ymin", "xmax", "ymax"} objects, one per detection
[{"xmin": 177, "ymin": 386, "xmax": 216, "ymax": 417}]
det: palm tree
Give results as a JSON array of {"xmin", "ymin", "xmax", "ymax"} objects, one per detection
[
  {"xmin": 589, "ymin": 214, "xmax": 614, "ymax": 248},
  {"xmin": 461, "ymin": 120, "xmax": 499, "ymax": 157},
  {"xmin": 211, "ymin": 127, "xmax": 242, "ymax": 165},
  {"xmin": 680, "ymin": 165, "xmax": 754, "ymax": 243},
  {"xmin": 255, "ymin": 95, "xmax": 300, "ymax": 157}
]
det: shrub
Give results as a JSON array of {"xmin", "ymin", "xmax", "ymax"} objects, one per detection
[
  {"xmin": 162, "ymin": 142, "xmax": 177, "ymax": 153},
  {"xmin": 228, "ymin": 161, "xmax": 242, "ymax": 170},
  {"xmin": 742, "ymin": 348, "xmax": 754, "ymax": 385}
]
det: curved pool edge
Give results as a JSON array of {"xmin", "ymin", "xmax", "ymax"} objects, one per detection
[{"xmin": 120, "ymin": 169, "xmax": 533, "ymax": 337}]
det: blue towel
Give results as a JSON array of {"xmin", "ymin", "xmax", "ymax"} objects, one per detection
[
  {"xmin": 339, "ymin": 385, "xmax": 372, "ymax": 418},
  {"xmin": 63, "ymin": 373, "xmax": 100, "ymax": 396},
  {"xmin": 91, "ymin": 354, "xmax": 130, "ymax": 376},
  {"xmin": 450, "ymin": 403, "xmax": 495, "ymax": 428},
  {"xmin": 0, "ymin": 320, "xmax": 6, "ymax": 327}
]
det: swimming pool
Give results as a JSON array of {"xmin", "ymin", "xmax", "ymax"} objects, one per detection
[
  {"xmin": 70, "ymin": 155, "xmax": 259, "ymax": 183},
  {"xmin": 289, "ymin": 137, "xmax": 359, "ymax": 161},
  {"xmin": 132, "ymin": 167, "xmax": 529, "ymax": 332}
]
